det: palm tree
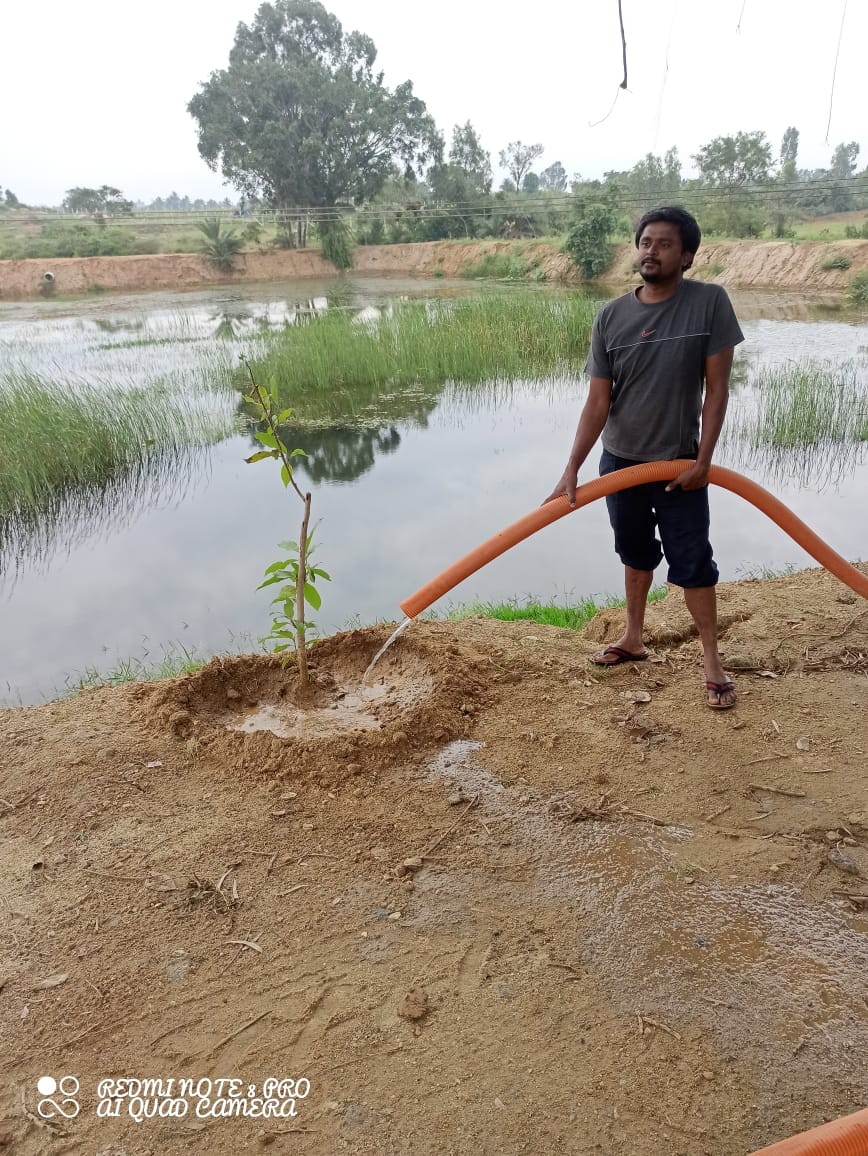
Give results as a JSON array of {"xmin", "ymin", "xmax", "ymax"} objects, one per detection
[{"xmin": 196, "ymin": 217, "xmax": 243, "ymax": 271}]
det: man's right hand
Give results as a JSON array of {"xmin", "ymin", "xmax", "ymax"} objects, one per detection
[{"xmin": 542, "ymin": 469, "xmax": 578, "ymax": 508}]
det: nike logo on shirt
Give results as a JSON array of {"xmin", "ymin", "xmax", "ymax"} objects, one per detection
[{"xmin": 641, "ymin": 329, "xmax": 656, "ymax": 338}]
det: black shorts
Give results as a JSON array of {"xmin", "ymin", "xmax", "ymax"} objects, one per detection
[{"xmin": 599, "ymin": 449, "xmax": 719, "ymax": 588}]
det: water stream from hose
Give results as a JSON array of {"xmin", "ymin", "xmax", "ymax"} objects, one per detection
[{"xmin": 362, "ymin": 616, "xmax": 413, "ymax": 684}]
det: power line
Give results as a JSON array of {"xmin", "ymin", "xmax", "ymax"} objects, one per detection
[{"xmin": 2, "ymin": 175, "xmax": 865, "ymax": 232}]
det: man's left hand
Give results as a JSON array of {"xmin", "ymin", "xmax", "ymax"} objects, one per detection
[{"xmin": 665, "ymin": 463, "xmax": 710, "ymax": 492}]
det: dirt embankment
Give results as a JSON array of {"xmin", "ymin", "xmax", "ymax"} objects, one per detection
[
  {"xmin": 2, "ymin": 238, "xmax": 867, "ymax": 300},
  {"xmin": 1, "ymin": 565, "xmax": 867, "ymax": 1154}
]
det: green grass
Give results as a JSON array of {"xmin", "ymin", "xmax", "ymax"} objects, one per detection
[
  {"xmin": 849, "ymin": 271, "xmax": 868, "ymax": 305},
  {"xmin": 94, "ymin": 335, "xmax": 209, "ymax": 351},
  {"xmin": 726, "ymin": 361, "xmax": 868, "ymax": 449},
  {"xmin": 249, "ymin": 293, "xmax": 598, "ymax": 423},
  {"xmin": 691, "ymin": 262, "xmax": 724, "ymax": 280},
  {"xmin": 0, "ymin": 221, "xmax": 160, "ymax": 260},
  {"xmin": 460, "ymin": 251, "xmax": 543, "ymax": 280},
  {"xmin": 61, "ymin": 644, "xmax": 205, "ymax": 696},
  {"xmin": 734, "ymin": 562, "xmax": 797, "ymax": 581},
  {"xmin": 0, "ymin": 371, "xmax": 238, "ymax": 535},
  {"xmin": 786, "ymin": 219, "xmax": 866, "ymax": 242},
  {"xmin": 446, "ymin": 587, "xmax": 668, "ymax": 630},
  {"xmin": 819, "ymin": 254, "xmax": 852, "ymax": 271}
]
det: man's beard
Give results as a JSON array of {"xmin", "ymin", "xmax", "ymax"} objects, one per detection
[{"xmin": 640, "ymin": 264, "xmax": 662, "ymax": 283}]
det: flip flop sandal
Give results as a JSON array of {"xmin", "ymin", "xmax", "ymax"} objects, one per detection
[
  {"xmin": 591, "ymin": 645, "xmax": 650, "ymax": 667},
  {"xmin": 706, "ymin": 680, "xmax": 737, "ymax": 710}
]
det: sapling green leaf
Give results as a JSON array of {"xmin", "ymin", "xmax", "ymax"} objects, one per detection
[
  {"xmin": 303, "ymin": 583, "xmax": 322, "ymax": 610},
  {"xmin": 240, "ymin": 355, "xmax": 329, "ymax": 687}
]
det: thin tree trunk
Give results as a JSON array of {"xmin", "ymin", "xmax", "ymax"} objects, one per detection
[{"xmin": 295, "ymin": 492, "xmax": 312, "ymax": 689}]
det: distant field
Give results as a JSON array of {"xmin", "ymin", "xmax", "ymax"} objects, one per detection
[
  {"xmin": 787, "ymin": 211, "xmax": 868, "ymax": 241},
  {"xmin": 0, "ymin": 207, "xmax": 866, "ymax": 261}
]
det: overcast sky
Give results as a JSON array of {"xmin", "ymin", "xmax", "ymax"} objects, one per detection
[{"xmin": 2, "ymin": 0, "xmax": 865, "ymax": 206}]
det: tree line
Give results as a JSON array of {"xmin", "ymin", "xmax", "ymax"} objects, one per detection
[
  {"xmin": 179, "ymin": 0, "xmax": 867, "ymax": 245},
  {"xmin": 4, "ymin": 0, "xmax": 867, "ymax": 259}
]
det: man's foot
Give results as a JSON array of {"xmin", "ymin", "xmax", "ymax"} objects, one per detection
[
  {"xmin": 705, "ymin": 679, "xmax": 737, "ymax": 710},
  {"xmin": 591, "ymin": 643, "xmax": 649, "ymax": 667}
]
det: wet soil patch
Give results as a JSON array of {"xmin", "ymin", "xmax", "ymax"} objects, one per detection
[
  {"xmin": 1, "ymin": 572, "xmax": 866, "ymax": 1154},
  {"xmin": 129, "ymin": 627, "xmax": 491, "ymax": 783}
]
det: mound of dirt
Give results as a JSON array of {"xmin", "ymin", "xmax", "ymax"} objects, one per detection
[
  {"xmin": 4, "ymin": 236, "xmax": 868, "ymax": 298},
  {"xmin": 130, "ymin": 628, "xmax": 490, "ymax": 786},
  {"xmin": 1, "ymin": 568, "xmax": 866, "ymax": 1155}
]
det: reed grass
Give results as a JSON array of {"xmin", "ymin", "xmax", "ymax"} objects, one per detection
[
  {"xmin": 447, "ymin": 587, "xmax": 668, "ymax": 629},
  {"xmin": 63, "ymin": 644, "xmax": 205, "ymax": 696},
  {"xmin": 850, "ymin": 271, "xmax": 868, "ymax": 306},
  {"xmin": 0, "ymin": 371, "xmax": 239, "ymax": 558},
  {"xmin": 248, "ymin": 294, "xmax": 598, "ymax": 421},
  {"xmin": 726, "ymin": 361, "xmax": 867, "ymax": 449},
  {"xmin": 721, "ymin": 360, "xmax": 867, "ymax": 488},
  {"xmin": 461, "ymin": 251, "xmax": 543, "ymax": 280}
]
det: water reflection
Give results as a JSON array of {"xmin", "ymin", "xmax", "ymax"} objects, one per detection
[
  {"xmin": 719, "ymin": 438, "xmax": 867, "ymax": 492},
  {"xmin": 92, "ymin": 316, "xmax": 145, "ymax": 333},
  {"xmin": 0, "ymin": 444, "xmax": 212, "ymax": 588},
  {"xmin": 1, "ymin": 281, "xmax": 866, "ymax": 704},
  {"xmin": 291, "ymin": 425, "xmax": 403, "ymax": 485}
]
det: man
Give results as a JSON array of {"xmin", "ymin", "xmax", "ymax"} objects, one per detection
[{"xmin": 544, "ymin": 206, "xmax": 744, "ymax": 709}]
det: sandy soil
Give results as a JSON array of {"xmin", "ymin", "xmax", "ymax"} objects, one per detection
[
  {"xmin": 3, "ymin": 237, "xmax": 867, "ymax": 299},
  {"xmin": 1, "ymin": 566, "xmax": 867, "ymax": 1155}
]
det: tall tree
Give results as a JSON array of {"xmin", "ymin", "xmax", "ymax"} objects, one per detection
[
  {"xmin": 425, "ymin": 161, "xmax": 486, "ymax": 237},
  {"xmin": 829, "ymin": 141, "xmax": 859, "ymax": 179},
  {"xmin": 829, "ymin": 141, "xmax": 860, "ymax": 211},
  {"xmin": 693, "ymin": 131, "xmax": 773, "ymax": 187},
  {"xmin": 768, "ymin": 127, "xmax": 800, "ymax": 237},
  {"xmin": 539, "ymin": 162, "xmax": 567, "ymax": 192},
  {"xmin": 780, "ymin": 126, "xmax": 799, "ymax": 173},
  {"xmin": 693, "ymin": 131, "xmax": 773, "ymax": 236},
  {"xmin": 62, "ymin": 186, "xmax": 133, "ymax": 215},
  {"xmin": 188, "ymin": 0, "xmax": 441, "ymax": 213},
  {"xmin": 663, "ymin": 147, "xmax": 681, "ymax": 191},
  {"xmin": 448, "ymin": 121, "xmax": 492, "ymax": 194},
  {"xmin": 499, "ymin": 141, "xmax": 544, "ymax": 193}
]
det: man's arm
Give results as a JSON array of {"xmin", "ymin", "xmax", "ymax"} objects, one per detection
[
  {"xmin": 665, "ymin": 346, "xmax": 734, "ymax": 492},
  {"xmin": 542, "ymin": 376, "xmax": 612, "ymax": 507}
]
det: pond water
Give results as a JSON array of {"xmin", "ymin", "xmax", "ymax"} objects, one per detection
[{"xmin": 1, "ymin": 277, "xmax": 866, "ymax": 705}]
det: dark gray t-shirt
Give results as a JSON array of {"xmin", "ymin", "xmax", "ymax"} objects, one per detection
[{"xmin": 584, "ymin": 279, "xmax": 745, "ymax": 461}]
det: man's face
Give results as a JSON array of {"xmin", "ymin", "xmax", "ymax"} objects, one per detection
[{"xmin": 637, "ymin": 221, "xmax": 693, "ymax": 282}]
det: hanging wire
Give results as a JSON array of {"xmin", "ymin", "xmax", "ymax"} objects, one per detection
[
  {"xmin": 736, "ymin": 0, "xmax": 747, "ymax": 33},
  {"xmin": 651, "ymin": 0, "xmax": 678, "ymax": 152},
  {"xmin": 589, "ymin": 89, "xmax": 622, "ymax": 129},
  {"xmin": 824, "ymin": 0, "xmax": 848, "ymax": 144},
  {"xmin": 590, "ymin": 0, "xmax": 629, "ymax": 127}
]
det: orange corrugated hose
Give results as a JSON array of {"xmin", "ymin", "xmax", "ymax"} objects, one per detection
[
  {"xmin": 400, "ymin": 461, "xmax": 867, "ymax": 1155},
  {"xmin": 748, "ymin": 1107, "xmax": 868, "ymax": 1154},
  {"xmin": 399, "ymin": 460, "xmax": 868, "ymax": 618}
]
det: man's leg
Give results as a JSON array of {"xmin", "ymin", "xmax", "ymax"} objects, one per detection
[
  {"xmin": 683, "ymin": 586, "xmax": 735, "ymax": 707},
  {"xmin": 655, "ymin": 483, "xmax": 735, "ymax": 708},
  {"xmin": 596, "ymin": 566, "xmax": 654, "ymax": 662},
  {"xmin": 594, "ymin": 451, "xmax": 661, "ymax": 665}
]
